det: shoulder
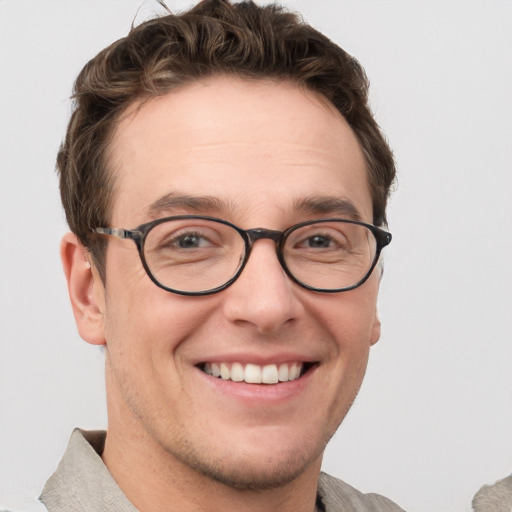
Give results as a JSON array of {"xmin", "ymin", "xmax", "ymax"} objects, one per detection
[
  {"xmin": 318, "ymin": 472, "xmax": 406, "ymax": 512},
  {"xmin": 472, "ymin": 474, "xmax": 512, "ymax": 512}
]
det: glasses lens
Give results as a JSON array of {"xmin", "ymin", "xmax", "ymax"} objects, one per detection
[
  {"xmin": 143, "ymin": 218, "xmax": 245, "ymax": 293},
  {"xmin": 283, "ymin": 221, "xmax": 377, "ymax": 290}
]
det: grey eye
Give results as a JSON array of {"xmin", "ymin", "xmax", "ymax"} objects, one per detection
[
  {"xmin": 304, "ymin": 235, "xmax": 331, "ymax": 248},
  {"xmin": 175, "ymin": 234, "xmax": 208, "ymax": 248}
]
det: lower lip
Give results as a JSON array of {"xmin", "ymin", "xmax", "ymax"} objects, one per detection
[{"xmin": 197, "ymin": 365, "xmax": 316, "ymax": 405}]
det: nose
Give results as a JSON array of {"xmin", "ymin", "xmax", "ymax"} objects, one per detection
[{"xmin": 222, "ymin": 239, "xmax": 304, "ymax": 335}]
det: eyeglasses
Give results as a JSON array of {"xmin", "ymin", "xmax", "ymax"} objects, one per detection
[{"xmin": 95, "ymin": 215, "xmax": 392, "ymax": 296}]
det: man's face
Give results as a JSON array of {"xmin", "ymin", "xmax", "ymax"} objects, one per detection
[{"xmin": 94, "ymin": 76, "xmax": 381, "ymax": 488}]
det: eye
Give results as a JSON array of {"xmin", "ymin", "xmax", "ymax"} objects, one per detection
[
  {"xmin": 172, "ymin": 232, "xmax": 212, "ymax": 249},
  {"xmin": 293, "ymin": 230, "xmax": 349, "ymax": 251},
  {"xmin": 301, "ymin": 234, "xmax": 333, "ymax": 249},
  {"xmin": 152, "ymin": 225, "xmax": 221, "ymax": 253}
]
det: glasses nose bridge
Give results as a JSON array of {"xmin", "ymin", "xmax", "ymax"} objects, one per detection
[
  {"xmin": 245, "ymin": 227, "xmax": 283, "ymax": 247},
  {"xmin": 241, "ymin": 227, "xmax": 287, "ymax": 280}
]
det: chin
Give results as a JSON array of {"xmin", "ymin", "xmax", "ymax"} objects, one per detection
[
  {"xmin": 183, "ymin": 451, "xmax": 317, "ymax": 491},
  {"xmin": 164, "ymin": 432, "xmax": 324, "ymax": 491}
]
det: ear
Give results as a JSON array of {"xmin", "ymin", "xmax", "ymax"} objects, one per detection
[
  {"xmin": 60, "ymin": 232, "xmax": 106, "ymax": 345},
  {"xmin": 370, "ymin": 308, "xmax": 381, "ymax": 346}
]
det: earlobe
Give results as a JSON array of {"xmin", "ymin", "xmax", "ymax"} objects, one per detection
[
  {"xmin": 60, "ymin": 232, "xmax": 106, "ymax": 346},
  {"xmin": 370, "ymin": 308, "xmax": 381, "ymax": 346}
]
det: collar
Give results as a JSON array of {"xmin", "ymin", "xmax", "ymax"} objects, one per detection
[
  {"xmin": 41, "ymin": 429, "xmax": 399, "ymax": 512},
  {"xmin": 40, "ymin": 429, "xmax": 137, "ymax": 511}
]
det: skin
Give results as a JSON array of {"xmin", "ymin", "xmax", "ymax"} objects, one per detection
[{"xmin": 62, "ymin": 76, "xmax": 382, "ymax": 512}]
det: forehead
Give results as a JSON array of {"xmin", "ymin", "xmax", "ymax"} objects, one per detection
[{"xmin": 108, "ymin": 76, "xmax": 371, "ymax": 226}]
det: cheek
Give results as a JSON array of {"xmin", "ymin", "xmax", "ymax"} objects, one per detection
[
  {"xmin": 309, "ymin": 283, "xmax": 379, "ymax": 350},
  {"xmin": 103, "ymin": 271, "xmax": 220, "ymax": 364}
]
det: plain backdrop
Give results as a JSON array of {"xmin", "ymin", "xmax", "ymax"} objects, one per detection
[{"xmin": 0, "ymin": 1, "xmax": 511, "ymax": 511}]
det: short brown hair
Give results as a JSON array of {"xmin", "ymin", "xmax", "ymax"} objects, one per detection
[{"xmin": 57, "ymin": 0, "xmax": 395, "ymax": 279}]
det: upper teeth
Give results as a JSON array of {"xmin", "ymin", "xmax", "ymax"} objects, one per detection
[{"xmin": 203, "ymin": 362, "xmax": 303, "ymax": 384}]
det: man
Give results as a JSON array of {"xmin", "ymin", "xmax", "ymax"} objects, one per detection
[{"xmin": 41, "ymin": 1, "xmax": 401, "ymax": 510}]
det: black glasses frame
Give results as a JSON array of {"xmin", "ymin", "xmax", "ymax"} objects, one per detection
[{"xmin": 96, "ymin": 215, "xmax": 392, "ymax": 296}]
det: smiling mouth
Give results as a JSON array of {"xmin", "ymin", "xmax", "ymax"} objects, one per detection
[{"xmin": 199, "ymin": 361, "xmax": 314, "ymax": 385}]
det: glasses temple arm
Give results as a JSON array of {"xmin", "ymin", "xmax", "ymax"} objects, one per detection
[{"xmin": 95, "ymin": 227, "xmax": 142, "ymax": 240}]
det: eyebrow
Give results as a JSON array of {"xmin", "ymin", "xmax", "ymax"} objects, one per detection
[
  {"xmin": 147, "ymin": 193, "xmax": 229, "ymax": 219},
  {"xmin": 292, "ymin": 196, "xmax": 364, "ymax": 221},
  {"xmin": 146, "ymin": 193, "xmax": 364, "ymax": 222}
]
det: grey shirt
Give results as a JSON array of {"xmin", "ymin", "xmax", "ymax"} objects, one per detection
[
  {"xmin": 472, "ymin": 474, "xmax": 512, "ymax": 512},
  {"xmin": 40, "ymin": 429, "xmax": 405, "ymax": 512}
]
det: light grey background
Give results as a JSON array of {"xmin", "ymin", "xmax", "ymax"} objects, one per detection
[{"xmin": 1, "ymin": 1, "xmax": 511, "ymax": 511}]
